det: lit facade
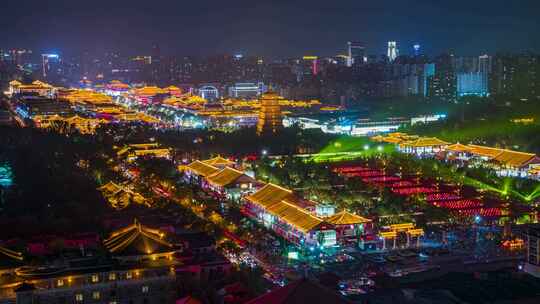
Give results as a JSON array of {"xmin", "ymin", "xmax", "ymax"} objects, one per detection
[
  {"xmin": 256, "ymin": 92, "xmax": 283, "ymax": 135},
  {"xmin": 457, "ymin": 72, "xmax": 489, "ymax": 97},
  {"xmin": 387, "ymin": 41, "xmax": 398, "ymax": 62}
]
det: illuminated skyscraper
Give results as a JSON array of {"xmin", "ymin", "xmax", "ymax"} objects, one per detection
[
  {"xmin": 302, "ymin": 56, "xmax": 318, "ymax": 76},
  {"xmin": 347, "ymin": 42, "xmax": 366, "ymax": 67},
  {"xmin": 478, "ymin": 54, "xmax": 492, "ymax": 74},
  {"xmin": 256, "ymin": 91, "xmax": 283, "ymax": 135},
  {"xmin": 41, "ymin": 54, "xmax": 60, "ymax": 78},
  {"xmin": 387, "ymin": 41, "xmax": 398, "ymax": 62},
  {"xmin": 413, "ymin": 44, "xmax": 421, "ymax": 56}
]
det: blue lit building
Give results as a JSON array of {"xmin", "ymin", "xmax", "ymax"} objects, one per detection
[
  {"xmin": 198, "ymin": 85, "xmax": 219, "ymax": 101},
  {"xmin": 228, "ymin": 82, "xmax": 264, "ymax": 99},
  {"xmin": 457, "ymin": 72, "xmax": 489, "ymax": 97}
]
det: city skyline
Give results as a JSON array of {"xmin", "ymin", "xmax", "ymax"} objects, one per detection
[{"xmin": 1, "ymin": 0, "xmax": 540, "ymax": 58}]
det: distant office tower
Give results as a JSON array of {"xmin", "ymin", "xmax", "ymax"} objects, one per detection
[
  {"xmin": 347, "ymin": 41, "xmax": 366, "ymax": 67},
  {"xmin": 198, "ymin": 85, "xmax": 219, "ymax": 101},
  {"xmin": 228, "ymin": 82, "xmax": 261, "ymax": 98},
  {"xmin": 41, "ymin": 54, "xmax": 60, "ymax": 78},
  {"xmin": 428, "ymin": 53, "xmax": 457, "ymax": 102},
  {"xmin": 387, "ymin": 41, "xmax": 398, "ymax": 62},
  {"xmin": 413, "ymin": 44, "xmax": 421, "ymax": 56},
  {"xmin": 524, "ymin": 225, "xmax": 540, "ymax": 278},
  {"xmin": 256, "ymin": 91, "xmax": 283, "ymax": 135},
  {"xmin": 457, "ymin": 72, "xmax": 488, "ymax": 97},
  {"xmin": 302, "ymin": 56, "xmax": 319, "ymax": 76},
  {"xmin": 478, "ymin": 54, "xmax": 492, "ymax": 74}
]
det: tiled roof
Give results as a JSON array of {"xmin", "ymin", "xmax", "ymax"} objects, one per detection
[
  {"xmin": 325, "ymin": 210, "xmax": 371, "ymax": 225},
  {"xmin": 206, "ymin": 167, "xmax": 249, "ymax": 187},
  {"xmin": 202, "ymin": 156, "xmax": 235, "ymax": 166},
  {"xmin": 103, "ymin": 220, "xmax": 174, "ymax": 256},
  {"xmin": 468, "ymin": 145, "xmax": 540, "ymax": 168},
  {"xmin": 185, "ymin": 161, "xmax": 220, "ymax": 177},
  {"xmin": 400, "ymin": 137, "xmax": 450, "ymax": 148},
  {"xmin": 246, "ymin": 184, "xmax": 324, "ymax": 233},
  {"xmin": 446, "ymin": 143, "xmax": 474, "ymax": 153}
]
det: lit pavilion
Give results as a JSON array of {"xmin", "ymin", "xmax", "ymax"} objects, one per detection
[
  {"xmin": 103, "ymin": 220, "xmax": 178, "ymax": 262},
  {"xmin": 256, "ymin": 91, "xmax": 283, "ymax": 135},
  {"xmin": 325, "ymin": 210, "xmax": 373, "ymax": 245},
  {"xmin": 244, "ymin": 183, "xmax": 336, "ymax": 247}
]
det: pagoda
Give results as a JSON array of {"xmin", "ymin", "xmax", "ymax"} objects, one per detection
[{"xmin": 256, "ymin": 91, "xmax": 283, "ymax": 135}]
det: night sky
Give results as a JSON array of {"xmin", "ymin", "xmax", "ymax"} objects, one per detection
[{"xmin": 2, "ymin": 0, "xmax": 539, "ymax": 58}]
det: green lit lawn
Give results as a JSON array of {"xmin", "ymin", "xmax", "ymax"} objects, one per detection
[{"xmin": 310, "ymin": 136, "xmax": 395, "ymax": 162}]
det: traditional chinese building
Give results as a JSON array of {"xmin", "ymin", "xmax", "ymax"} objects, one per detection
[
  {"xmin": 325, "ymin": 210, "xmax": 373, "ymax": 245},
  {"xmin": 243, "ymin": 183, "xmax": 336, "ymax": 247},
  {"xmin": 181, "ymin": 160, "xmax": 220, "ymax": 185},
  {"xmin": 256, "ymin": 91, "xmax": 283, "ymax": 135},
  {"xmin": 115, "ymin": 143, "xmax": 171, "ymax": 162},
  {"xmin": 398, "ymin": 137, "xmax": 450, "ymax": 155},
  {"xmin": 205, "ymin": 167, "xmax": 258, "ymax": 200}
]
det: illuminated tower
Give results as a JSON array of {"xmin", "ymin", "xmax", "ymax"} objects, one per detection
[
  {"xmin": 413, "ymin": 44, "xmax": 421, "ymax": 57},
  {"xmin": 387, "ymin": 41, "xmax": 398, "ymax": 62},
  {"xmin": 256, "ymin": 91, "xmax": 283, "ymax": 135},
  {"xmin": 41, "ymin": 54, "xmax": 60, "ymax": 78},
  {"xmin": 347, "ymin": 41, "xmax": 366, "ymax": 67}
]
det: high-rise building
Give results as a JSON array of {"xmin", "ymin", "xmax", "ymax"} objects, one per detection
[
  {"xmin": 387, "ymin": 41, "xmax": 398, "ymax": 62},
  {"xmin": 41, "ymin": 54, "xmax": 60, "ymax": 78},
  {"xmin": 478, "ymin": 54, "xmax": 492, "ymax": 74},
  {"xmin": 256, "ymin": 91, "xmax": 283, "ymax": 135},
  {"xmin": 413, "ymin": 44, "xmax": 421, "ymax": 57},
  {"xmin": 524, "ymin": 225, "xmax": 540, "ymax": 278},
  {"xmin": 347, "ymin": 42, "xmax": 366, "ymax": 67},
  {"xmin": 302, "ymin": 56, "xmax": 319, "ymax": 76},
  {"xmin": 490, "ymin": 54, "xmax": 539, "ymax": 98},
  {"xmin": 198, "ymin": 85, "xmax": 219, "ymax": 101},
  {"xmin": 457, "ymin": 72, "xmax": 488, "ymax": 97},
  {"xmin": 228, "ymin": 82, "xmax": 263, "ymax": 99},
  {"xmin": 428, "ymin": 53, "xmax": 457, "ymax": 102}
]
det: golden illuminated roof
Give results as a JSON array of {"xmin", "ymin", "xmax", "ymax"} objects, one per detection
[
  {"xmin": 9, "ymin": 80, "xmax": 22, "ymax": 86},
  {"xmin": 400, "ymin": 137, "xmax": 450, "ymax": 148},
  {"xmin": 263, "ymin": 200, "xmax": 324, "ymax": 233},
  {"xmin": 372, "ymin": 133, "xmax": 419, "ymax": 144},
  {"xmin": 446, "ymin": 143, "xmax": 474, "ymax": 153},
  {"xmin": 98, "ymin": 182, "xmax": 148, "ymax": 209},
  {"xmin": 206, "ymin": 167, "xmax": 250, "ymax": 187},
  {"xmin": 61, "ymin": 89, "xmax": 113, "ymax": 104},
  {"xmin": 133, "ymin": 86, "xmax": 167, "ymax": 96},
  {"xmin": 98, "ymin": 181, "xmax": 123, "ymax": 195},
  {"xmin": 108, "ymin": 80, "xmax": 130, "ymax": 88},
  {"xmin": 31, "ymin": 80, "xmax": 52, "ymax": 87},
  {"xmin": 165, "ymin": 85, "xmax": 181, "ymax": 91},
  {"xmin": 325, "ymin": 210, "xmax": 371, "ymax": 225},
  {"xmin": 185, "ymin": 160, "xmax": 220, "ymax": 177},
  {"xmin": 467, "ymin": 145, "xmax": 504, "ymax": 158},
  {"xmin": 0, "ymin": 246, "xmax": 24, "ymax": 265},
  {"xmin": 202, "ymin": 156, "xmax": 235, "ymax": 166},
  {"xmin": 246, "ymin": 183, "xmax": 295, "ymax": 208},
  {"xmin": 494, "ymin": 150, "xmax": 539, "ymax": 167},
  {"xmin": 370, "ymin": 135, "xmax": 386, "ymax": 142},
  {"xmin": 245, "ymin": 183, "xmax": 324, "ymax": 232},
  {"xmin": 103, "ymin": 220, "xmax": 173, "ymax": 256},
  {"xmin": 468, "ymin": 145, "xmax": 539, "ymax": 167}
]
